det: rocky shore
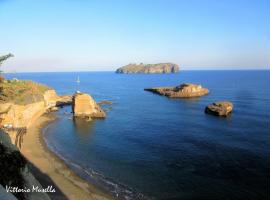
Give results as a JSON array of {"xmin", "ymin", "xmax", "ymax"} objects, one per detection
[
  {"xmin": 0, "ymin": 79, "xmax": 113, "ymax": 200},
  {"xmin": 116, "ymin": 63, "xmax": 179, "ymax": 74},
  {"xmin": 145, "ymin": 83, "xmax": 209, "ymax": 98}
]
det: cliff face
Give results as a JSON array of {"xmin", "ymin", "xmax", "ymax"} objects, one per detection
[
  {"xmin": 116, "ymin": 63, "xmax": 180, "ymax": 74},
  {"xmin": 72, "ymin": 93, "xmax": 106, "ymax": 119},
  {"xmin": 0, "ymin": 90, "xmax": 59, "ymax": 129}
]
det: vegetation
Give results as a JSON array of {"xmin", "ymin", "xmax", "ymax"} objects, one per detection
[
  {"xmin": 0, "ymin": 80, "xmax": 51, "ymax": 105},
  {"xmin": 0, "ymin": 53, "xmax": 14, "ymax": 82},
  {"xmin": 0, "ymin": 53, "xmax": 14, "ymax": 66}
]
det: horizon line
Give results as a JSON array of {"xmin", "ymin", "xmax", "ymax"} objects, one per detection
[{"xmin": 4, "ymin": 68, "xmax": 270, "ymax": 74}]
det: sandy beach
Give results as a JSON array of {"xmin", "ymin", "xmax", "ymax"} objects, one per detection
[{"xmin": 20, "ymin": 114, "xmax": 114, "ymax": 200}]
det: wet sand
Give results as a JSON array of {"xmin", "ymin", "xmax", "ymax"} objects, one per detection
[{"xmin": 20, "ymin": 114, "xmax": 114, "ymax": 200}]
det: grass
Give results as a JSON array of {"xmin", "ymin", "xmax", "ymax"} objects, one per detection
[{"xmin": 0, "ymin": 79, "xmax": 51, "ymax": 105}]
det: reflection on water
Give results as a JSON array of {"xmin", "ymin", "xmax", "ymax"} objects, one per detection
[{"xmin": 73, "ymin": 118, "xmax": 96, "ymax": 140}]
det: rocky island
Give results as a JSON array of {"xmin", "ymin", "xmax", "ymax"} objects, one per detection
[
  {"xmin": 116, "ymin": 63, "xmax": 179, "ymax": 74},
  {"xmin": 145, "ymin": 83, "xmax": 209, "ymax": 98},
  {"xmin": 205, "ymin": 101, "xmax": 233, "ymax": 117},
  {"xmin": 72, "ymin": 92, "xmax": 106, "ymax": 120}
]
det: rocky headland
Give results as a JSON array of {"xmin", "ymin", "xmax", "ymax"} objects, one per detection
[
  {"xmin": 116, "ymin": 63, "xmax": 179, "ymax": 74},
  {"xmin": 0, "ymin": 80, "xmax": 71, "ymax": 141},
  {"xmin": 205, "ymin": 101, "xmax": 233, "ymax": 117},
  {"xmin": 145, "ymin": 83, "xmax": 209, "ymax": 98},
  {"xmin": 0, "ymin": 79, "xmax": 112, "ymax": 200}
]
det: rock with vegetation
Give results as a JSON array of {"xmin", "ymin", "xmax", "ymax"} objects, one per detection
[
  {"xmin": 0, "ymin": 80, "xmax": 51, "ymax": 105},
  {"xmin": 0, "ymin": 80, "xmax": 65, "ymax": 129},
  {"xmin": 205, "ymin": 101, "xmax": 233, "ymax": 117},
  {"xmin": 116, "ymin": 63, "xmax": 179, "ymax": 74},
  {"xmin": 145, "ymin": 83, "xmax": 209, "ymax": 98},
  {"xmin": 72, "ymin": 93, "xmax": 106, "ymax": 120}
]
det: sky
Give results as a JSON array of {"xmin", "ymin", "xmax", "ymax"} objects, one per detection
[{"xmin": 0, "ymin": 0, "xmax": 270, "ymax": 72}]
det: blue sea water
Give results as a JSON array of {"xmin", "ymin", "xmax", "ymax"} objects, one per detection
[{"xmin": 6, "ymin": 71, "xmax": 270, "ymax": 200}]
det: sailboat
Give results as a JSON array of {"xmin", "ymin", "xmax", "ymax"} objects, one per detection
[
  {"xmin": 76, "ymin": 76, "xmax": 80, "ymax": 83},
  {"xmin": 76, "ymin": 76, "xmax": 81, "ymax": 93}
]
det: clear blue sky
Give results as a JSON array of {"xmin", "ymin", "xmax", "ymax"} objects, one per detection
[{"xmin": 0, "ymin": 0, "xmax": 270, "ymax": 72}]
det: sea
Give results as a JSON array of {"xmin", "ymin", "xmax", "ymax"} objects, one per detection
[{"xmin": 5, "ymin": 70, "xmax": 270, "ymax": 200}]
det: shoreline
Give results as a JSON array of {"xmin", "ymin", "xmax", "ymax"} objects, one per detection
[{"xmin": 20, "ymin": 114, "xmax": 114, "ymax": 200}]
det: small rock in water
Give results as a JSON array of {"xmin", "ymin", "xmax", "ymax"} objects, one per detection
[
  {"xmin": 98, "ymin": 100, "xmax": 113, "ymax": 105},
  {"xmin": 205, "ymin": 101, "xmax": 233, "ymax": 117}
]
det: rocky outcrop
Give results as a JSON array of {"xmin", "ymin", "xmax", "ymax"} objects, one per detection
[
  {"xmin": 56, "ymin": 95, "xmax": 72, "ymax": 107},
  {"xmin": 72, "ymin": 93, "xmax": 106, "ymax": 120},
  {"xmin": 205, "ymin": 101, "xmax": 233, "ymax": 117},
  {"xmin": 116, "ymin": 63, "xmax": 179, "ymax": 74},
  {"xmin": 0, "ymin": 90, "xmax": 60, "ymax": 129},
  {"xmin": 145, "ymin": 83, "xmax": 209, "ymax": 98},
  {"xmin": 0, "ymin": 130, "xmax": 51, "ymax": 200}
]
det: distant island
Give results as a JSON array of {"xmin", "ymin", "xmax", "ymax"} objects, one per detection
[{"xmin": 115, "ymin": 63, "xmax": 180, "ymax": 74}]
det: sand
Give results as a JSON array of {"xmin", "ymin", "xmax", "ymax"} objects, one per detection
[{"xmin": 20, "ymin": 115, "xmax": 114, "ymax": 200}]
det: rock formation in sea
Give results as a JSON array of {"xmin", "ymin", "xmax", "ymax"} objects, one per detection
[
  {"xmin": 205, "ymin": 101, "xmax": 233, "ymax": 117},
  {"xmin": 116, "ymin": 63, "xmax": 179, "ymax": 74},
  {"xmin": 72, "ymin": 92, "xmax": 106, "ymax": 120},
  {"xmin": 145, "ymin": 83, "xmax": 209, "ymax": 98}
]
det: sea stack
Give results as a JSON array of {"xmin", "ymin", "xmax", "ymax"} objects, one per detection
[
  {"xmin": 116, "ymin": 63, "xmax": 179, "ymax": 74},
  {"xmin": 205, "ymin": 101, "xmax": 233, "ymax": 117},
  {"xmin": 72, "ymin": 92, "xmax": 106, "ymax": 120},
  {"xmin": 145, "ymin": 83, "xmax": 209, "ymax": 98}
]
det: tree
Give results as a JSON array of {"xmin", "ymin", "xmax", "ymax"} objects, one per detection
[
  {"xmin": 0, "ymin": 53, "xmax": 14, "ymax": 82},
  {"xmin": 0, "ymin": 53, "xmax": 14, "ymax": 83},
  {"xmin": 0, "ymin": 53, "xmax": 14, "ymax": 66}
]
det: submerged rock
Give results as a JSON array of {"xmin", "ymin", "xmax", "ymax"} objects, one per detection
[
  {"xmin": 98, "ymin": 100, "xmax": 113, "ymax": 105},
  {"xmin": 116, "ymin": 63, "xmax": 179, "ymax": 74},
  {"xmin": 72, "ymin": 93, "xmax": 106, "ymax": 120},
  {"xmin": 145, "ymin": 83, "xmax": 209, "ymax": 98},
  {"xmin": 205, "ymin": 101, "xmax": 233, "ymax": 117}
]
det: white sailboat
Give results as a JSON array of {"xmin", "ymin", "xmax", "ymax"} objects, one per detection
[
  {"xmin": 76, "ymin": 76, "xmax": 80, "ymax": 83},
  {"xmin": 76, "ymin": 76, "xmax": 81, "ymax": 93}
]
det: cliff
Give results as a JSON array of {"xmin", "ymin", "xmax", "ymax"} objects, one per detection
[
  {"xmin": 72, "ymin": 93, "xmax": 106, "ymax": 120},
  {"xmin": 0, "ymin": 80, "xmax": 71, "ymax": 142},
  {"xmin": 145, "ymin": 83, "xmax": 209, "ymax": 98},
  {"xmin": 116, "ymin": 63, "xmax": 180, "ymax": 74}
]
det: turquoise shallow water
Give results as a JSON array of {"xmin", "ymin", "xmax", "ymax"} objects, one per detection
[{"xmin": 6, "ymin": 71, "xmax": 270, "ymax": 200}]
